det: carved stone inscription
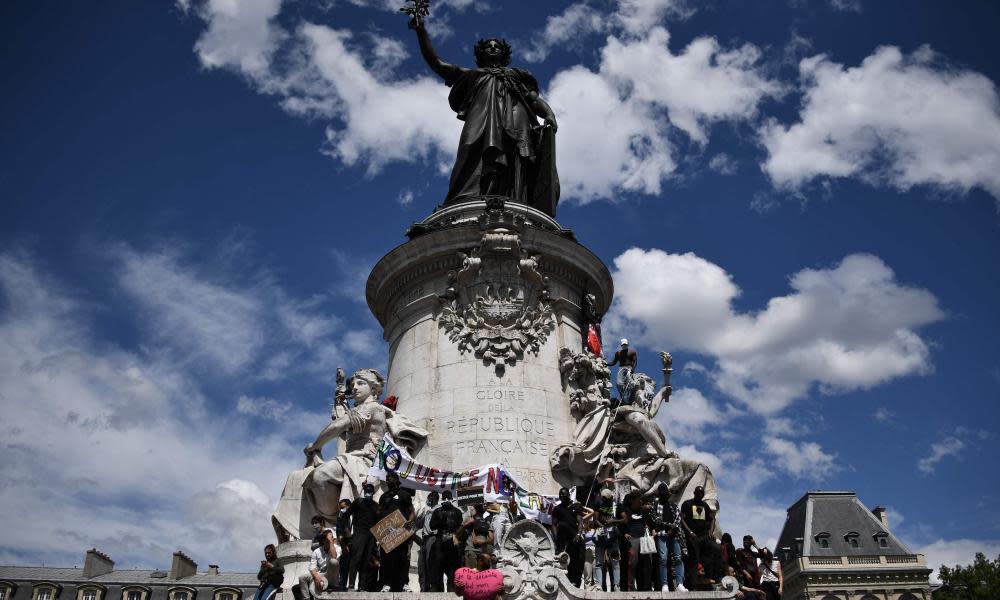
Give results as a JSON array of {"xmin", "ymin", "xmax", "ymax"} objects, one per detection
[{"xmin": 445, "ymin": 387, "xmax": 556, "ymax": 486}]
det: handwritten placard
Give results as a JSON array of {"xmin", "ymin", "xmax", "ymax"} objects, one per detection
[
  {"xmin": 371, "ymin": 509, "xmax": 413, "ymax": 553},
  {"xmin": 454, "ymin": 567, "xmax": 504, "ymax": 600}
]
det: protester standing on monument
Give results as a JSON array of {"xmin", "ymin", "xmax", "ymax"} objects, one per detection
[
  {"xmin": 681, "ymin": 486, "xmax": 720, "ymax": 588},
  {"xmin": 298, "ymin": 528, "xmax": 339, "ymax": 599},
  {"xmin": 608, "ymin": 339, "xmax": 638, "ymax": 403},
  {"xmin": 653, "ymin": 483, "xmax": 688, "ymax": 592},
  {"xmin": 335, "ymin": 500, "xmax": 353, "ymax": 591},
  {"xmin": 594, "ymin": 510, "xmax": 621, "ymax": 591},
  {"xmin": 618, "ymin": 492, "xmax": 654, "ymax": 591},
  {"xmin": 429, "ymin": 490, "xmax": 464, "ymax": 591},
  {"xmin": 377, "ymin": 472, "xmax": 415, "ymax": 592},
  {"xmin": 757, "ymin": 548, "xmax": 783, "ymax": 600},
  {"xmin": 344, "ymin": 481, "xmax": 380, "ymax": 591},
  {"xmin": 458, "ymin": 504, "xmax": 495, "ymax": 568},
  {"xmin": 736, "ymin": 535, "xmax": 761, "ymax": 587},
  {"xmin": 415, "ymin": 490, "xmax": 440, "ymax": 591},
  {"xmin": 252, "ymin": 544, "xmax": 283, "ymax": 600},
  {"xmin": 492, "ymin": 492, "xmax": 525, "ymax": 558},
  {"xmin": 309, "ymin": 515, "xmax": 325, "ymax": 550},
  {"xmin": 551, "ymin": 487, "xmax": 585, "ymax": 586}
]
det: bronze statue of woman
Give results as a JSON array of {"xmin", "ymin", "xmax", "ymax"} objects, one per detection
[{"xmin": 408, "ymin": 12, "xmax": 560, "ymax": 216}]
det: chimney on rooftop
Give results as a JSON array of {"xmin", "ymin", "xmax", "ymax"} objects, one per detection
[
  {"xmin": 170, "ymin": 551, "xmax": 198, "ymax": 579},
  {"xmin": 207, "ymin": 565, "xmax": 219, "ymax": 576},
  {"xmin": 873, "ymin": 505, "xmax": 890, "ymax": 530},
  {"xmin": 83, "ymin": 549, "xmax": 114, "ymax": 578}
]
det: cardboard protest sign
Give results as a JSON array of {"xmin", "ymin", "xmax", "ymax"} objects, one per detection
[
  {"xmin": 456, "ymin": 484, "xmax": 485, "ymax": 508},
  {"xmin": 371, "ymin": 509, "xmax": 413, "ymax": 553}
]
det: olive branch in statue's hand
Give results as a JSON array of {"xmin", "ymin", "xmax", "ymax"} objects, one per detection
[{"xmin": 401, "ymin": 0, "xmax": 430, "ymax": 29}]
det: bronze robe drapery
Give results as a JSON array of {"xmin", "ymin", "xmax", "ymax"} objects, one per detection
[{"xmin": 444, "ymin": 67, "xmax": 559, "ymax": 215}]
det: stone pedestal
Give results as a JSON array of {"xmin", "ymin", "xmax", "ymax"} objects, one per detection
[{"xmin": 367, "ymin": 199, "xmax": 613, "ymax": 494}]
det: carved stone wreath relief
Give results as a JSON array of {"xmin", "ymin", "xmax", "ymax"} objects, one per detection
[{"xmin": 438, "ymin": 206, "xmax": 555, "ymax": 367}]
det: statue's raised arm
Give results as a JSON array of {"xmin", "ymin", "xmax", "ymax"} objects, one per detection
[
  {"xmin": 408, "ymin": 13, "xmax": 464, "ymax": 83},
  {"xmin": 403, "ymin": 2, "xmax": 561, "ymax": 216}
]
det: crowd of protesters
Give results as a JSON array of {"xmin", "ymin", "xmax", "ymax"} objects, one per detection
[{"xmin": 256, "ymin": 473, "xmax": 782, "ymax": 600}]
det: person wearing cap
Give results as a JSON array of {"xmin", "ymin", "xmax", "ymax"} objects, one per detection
[
  {"xmin": 608, "ymin": 339, "xmax": 638, "ymax": 403},
  {"xmin": 344, "ymin": 481, "xmax": 380, "ymax": 591},
  {"xmin": 491, "ymin": 492, "xmax": 524, "ymax": 559},
  {"xmin": 298, "ymin": 528, "xmax": 339, "ymax": 598}
]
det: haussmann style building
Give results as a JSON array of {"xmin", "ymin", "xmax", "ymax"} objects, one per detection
[{"xmin": 776, "ymin": 491, "xmax": 932, "ymax": 600}]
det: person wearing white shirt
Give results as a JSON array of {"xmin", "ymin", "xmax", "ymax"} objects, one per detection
[
  {"xmin": 757, "ymin": 547, "xmax": 782, "ymax": 600},
  {"xmin": 298, "ymin": 528, "xmax": 339, "ymax": 598}
]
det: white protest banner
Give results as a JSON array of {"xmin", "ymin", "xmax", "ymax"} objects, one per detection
[{"xmin": 369, "ymin": 434, "xmax": 558, "ymax": 522}]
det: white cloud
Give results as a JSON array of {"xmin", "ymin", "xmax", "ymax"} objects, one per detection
[
  {"xmin": 918, "ymin": 538, "xmax": 1000, "ymax": 582},
  {"xmin": 606, "ymin": 249, "xmax": 944, "ymax": 414},
  {"xmin": 599, "ymin": 28, "xmax": 783, "ymax": 144},
  {"xmin": 761, "ymin": 45, "xmax": 1000, "ymax": 203},
  {"xmin": 763, "ymin": 437, "xmax": 837, "ymax": 479},
  {"xmin": 614, "ymin": 0, "xmax": 694, "ymax": 36},
  {"xmin": 709, "ymin": 152, "xmax": 739, "ymax": 175},
  {"xmin": 547, "ymin": 66, "xmax": 675, "ymax": 200},
  {"xmin": 0, "ymin": 249, "xmax": 366, "ymax": 569},
  {"xmin": 521, "ymin": 3, "xmax": 605, "ymax": 63},
  {"xmin": 193, "ymin": 0, "xmax": 285, "ymax": 77},
  {"xmin": 873, "ymin": 406, "xmax": 894, "ymax": 423},
  {"xmin": 917, "ymin": 435, "xmax": 966, "ymax": 474},
  {"xmin": 657, "ymin": 387, "xmax": 722, "ymax": 443}
]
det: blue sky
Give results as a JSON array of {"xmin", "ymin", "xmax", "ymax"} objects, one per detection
[{"xmin": 2, "ymin": 0, "xmax": 999, "ymax": 579}]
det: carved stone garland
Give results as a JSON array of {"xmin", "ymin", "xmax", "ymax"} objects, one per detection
[{"xmin": 438, "ymin": 199, "xmax": 555, "ymax": 367}]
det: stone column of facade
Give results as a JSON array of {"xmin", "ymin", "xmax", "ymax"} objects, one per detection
[{"xmin": 367, "ymin": 199, "xmax": 613, "ymax": 494}]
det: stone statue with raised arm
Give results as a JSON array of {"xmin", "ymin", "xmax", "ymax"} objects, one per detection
[{"xmin": 407, "ymin": 9, "xmax": 561, "ymax": 216}]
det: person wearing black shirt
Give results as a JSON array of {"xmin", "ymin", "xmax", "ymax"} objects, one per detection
[
  {"xmin": 377, "ymin": 472, "xmax": 415, "ymax": 592},
  {"xmin": 252, "ymin": 544, "xmax": 283, "ymax": 600},
  {"xmin": 551, "ymin": 487, "xmax": 585, "ymax": 586},
  {"xmin": 335, "ymin": 499, "xmax": 353, "ymax": 591},
  {"xmin": 680, "ymin": 485, "xmax": 722, "ymax": 588},
  {"xmin": 428, "ymin": 490, "xmax": 464, "ymax": 592},
  {"xmin": 344, "ymin": 482, "xmax": 381, "ymax": 591}
]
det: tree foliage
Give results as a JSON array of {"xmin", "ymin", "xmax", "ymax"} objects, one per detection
[{"xmin": 933, "ymin": 552, "xmax": 1000, "ymax": 600}]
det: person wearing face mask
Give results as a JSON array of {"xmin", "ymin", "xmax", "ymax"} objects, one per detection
[
  {"xmin": 415, "ymin": 491, "xmax": 440, "ymax": 591},
  {"xmin": 377, "ymin": 472, "xmax": 415, "ymax": 592},
  {"xmin": 335, "ymin": 499, "xmax": 353, "ymax": 591},
  {"xmin": 344, "ymin": 481, "xmax": 380, "ymax": 591},
  {"xmin": 428, "ymin": 490, "xmax": 464, "ymax": 591}
]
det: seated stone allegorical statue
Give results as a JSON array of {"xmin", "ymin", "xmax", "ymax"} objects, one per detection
[
  {"xmin": 408, "ymin": 10, "xmax": 561, "ymax": 216},
  {"xmin": 551, "ymin": 348, "xmax": 719, "ymax": 513},
  {"xmin": 271, "ymin": 368, "xmax": 427, "ymax": 541}
]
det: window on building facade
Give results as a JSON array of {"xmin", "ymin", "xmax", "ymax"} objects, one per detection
[
  {"xmin": 879, "ymin": 537, "xmax": 888, "ymax": 548},
  {"xmin": 126, "ymin": 590, "xmax": 142, "ymax": 600},
  {"xmin": 173, "ymin": 592, "xmax": 189, "ymax": 600},
  {"xmin": 81, "ymin": 589, "xmax": 97, "ymax": 600},
  {"xmin": 0, "ymin": 586, "xmax": 8, "ymax": 600},
  {"xmin": 37, "ymin": 588, "xmax": 53, "ymax": 600}
]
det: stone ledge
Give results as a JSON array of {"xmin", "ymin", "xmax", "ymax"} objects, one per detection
[{"xmin": 311, "ymin": 593, "xmax": 732, "ymax": 600}]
